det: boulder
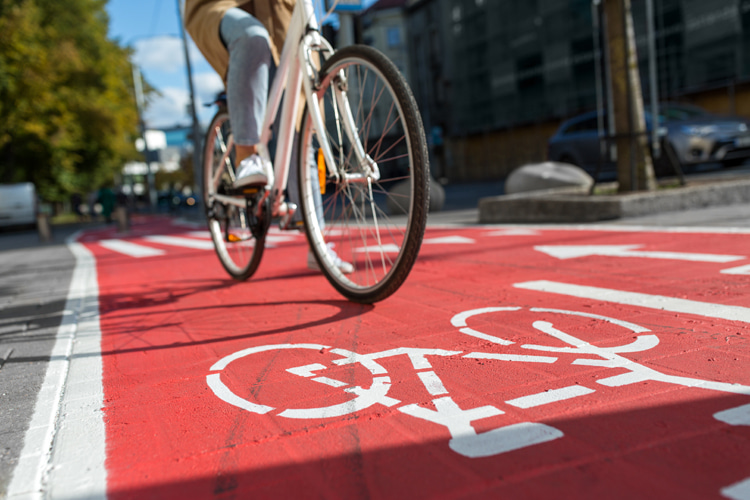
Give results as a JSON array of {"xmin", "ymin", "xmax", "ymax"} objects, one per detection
[{"xmin": 505, "ymin": 162, "xmax": 593, "ymax": 194}]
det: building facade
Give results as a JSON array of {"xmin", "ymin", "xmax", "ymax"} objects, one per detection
[{"xmin": 400, "ymin": 0, "xmax": 750, "ymax": 182}]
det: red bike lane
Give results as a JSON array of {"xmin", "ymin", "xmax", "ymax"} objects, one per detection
[{"xmin": 77, "ymin": 218, "xmax": 750, "ymax": 499}]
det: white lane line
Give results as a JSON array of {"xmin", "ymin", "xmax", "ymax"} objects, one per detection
[
  {"xmin": 417, "ymin": 371, "xmax": 449, "ymax": 395},
  {"xmin": 353, "ymin": 235, "xmax": 475, "ymax": 254},
  {"xmin": 190, "ymin": 230, "xmax": 295, "ymax": 246},
  {"xmin": 485, "ymin": 229, "xmax": 541, "ymax": 236},
  {"xmin": 144, "ymin": 235, "xmax": 215, "ymax": 250},
  {"xmin": 514, "ymin": 280, "xmax": 750, "ymax": 323},
  {"xmin": 722, "ymin": 264, "xmax": 750, "ymax": 275},
  {"xmin": 266, "ymin": 235, "xmax": 298, "ymax": 244},
  {"xmin": 506, "ymin": 385, "xmax": 596, "ymax": 409},
  {"xmin": 99, "ymin": 239, "xmax": 165, "ymax": 258},
  {"xmin": 423, "ymin": 235, "xmax": 475, "ymax": 245},
  {"xmin": 187, "ymin": 231, "xmax": 211, "ymax": 238},
  {"xmin": 722, "ymin": 477, "xmax": 750, "ymax": 500},
  {"xmin": 8, "ymin": 235, "xmax": 106, "ymax": 499},
  {"xmin": 464, "ymin": 352, "xmax": 558, "ymax": 364}
]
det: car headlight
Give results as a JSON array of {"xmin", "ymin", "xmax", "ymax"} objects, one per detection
[{"xmin": 681, "ymin": 125, "xmax": 717, "ymax": 136}]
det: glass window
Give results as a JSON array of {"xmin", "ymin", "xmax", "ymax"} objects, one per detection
[
  {"xmin": 564, "ymin": 116, "xmax": 600, "ymax": 134},
  {"xmin": 387, "ymin": 27, "xmax": 401, "ymax": 47}
]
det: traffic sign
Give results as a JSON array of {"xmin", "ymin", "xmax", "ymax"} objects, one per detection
[{"xmin": 326, "ymin": 0, "xmax": 363, "ymax": 12}]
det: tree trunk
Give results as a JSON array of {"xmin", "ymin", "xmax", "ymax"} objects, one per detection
[{"xmin": 604, "ymin": 0, "xmax": 657, "ymax": 192}]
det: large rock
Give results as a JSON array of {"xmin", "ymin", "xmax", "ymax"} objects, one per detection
[
  {"xmin": 386, "ymin": 176, "xmax": 445, "ymax": 214},
  {"xmin": 505, "ymin": 162, "xmax": 593, "ymax": 194}
]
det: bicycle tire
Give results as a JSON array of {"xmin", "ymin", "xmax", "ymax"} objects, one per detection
[
  {"xmin": 203, "ymin": 108, "xmax": 265, "ymax": 281},
  {"xmin": 298, "ymin": 45, "xmax": 429, "ymax": 303}
]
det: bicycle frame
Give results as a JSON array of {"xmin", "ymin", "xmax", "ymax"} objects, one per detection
[{"xmin": 210, "ymin": 0, "xmax": 376, "ymax": 218}]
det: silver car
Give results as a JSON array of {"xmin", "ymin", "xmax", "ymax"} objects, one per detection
[
  {"xmin": 547, "ymin": 103, "xmax": 750, "ymax": 178},
  {"xmin": 0, "ymin": 183, "xmax": 38, "ymax": 228}
]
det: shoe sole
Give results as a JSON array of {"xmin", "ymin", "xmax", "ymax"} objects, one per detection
[{"xmin": 233, "ymin": 174, "xmax": 268, "ymax": 188}]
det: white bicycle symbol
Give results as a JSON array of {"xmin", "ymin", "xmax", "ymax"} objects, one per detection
[{"xmin": 207, "ymin": 307, "xmax": 750, "ymax": 460}]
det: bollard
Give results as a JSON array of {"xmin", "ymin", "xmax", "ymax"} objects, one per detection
[
  {"xmin": 115, "ymin": 206, "xmax": 130, "ymax": 233},
  {"xmin": 37, "ymin": 214, "xmax": 51, "ymax": 243}
]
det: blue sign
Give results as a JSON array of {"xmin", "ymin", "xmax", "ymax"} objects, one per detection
[{"xmin": 327, "ymin": 0, "xmax": 363, "ymax": 12}]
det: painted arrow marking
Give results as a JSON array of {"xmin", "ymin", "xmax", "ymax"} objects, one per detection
[
  {"xmin": 721, "ymin": 264, "xmax": 750, "ymax": 275},
  {"xmin": 535, "ymin": 244, "xmax": 744, "ymax": 263}
]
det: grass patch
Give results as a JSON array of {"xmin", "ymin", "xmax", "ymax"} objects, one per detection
[{"xmin": 50, "ymin": 213, "xmax": 81, "ymax": 225}]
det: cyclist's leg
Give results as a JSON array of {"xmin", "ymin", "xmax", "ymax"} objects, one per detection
[{"xmin": 220, "ymin": 8, "xmax": 273, "ymax": 185}]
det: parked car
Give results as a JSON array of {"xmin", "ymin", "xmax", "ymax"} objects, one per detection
[
  {"xmin": 547, "ymin": 103, "xmax": 750, "ymax": 178},
  {"xmin": 157, "ymin": 190, "xmax": 198, "ymax": 211},
  {"xmin": 0, "ymin": 183, "xmax": 38, "ymax": 228}
]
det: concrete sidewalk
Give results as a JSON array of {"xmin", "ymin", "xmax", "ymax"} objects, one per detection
[
  {"xmin": 476, "ymin": 165, "xmax": 750, "ymax": 224},
  {"xmin": 429, "ymin": 169, "xmax": 750, "ymax": 228}
]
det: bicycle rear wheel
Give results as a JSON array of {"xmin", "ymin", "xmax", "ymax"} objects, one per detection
[
  {"xmin": 298, "ymin": 45, "xmax": 429, "ymax": 303},
  {"xmin": 203, "ymin": 108, "xmax": 265, "ymax": 280}
]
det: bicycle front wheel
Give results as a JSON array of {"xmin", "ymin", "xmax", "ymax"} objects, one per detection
[
  {"xmin": 203, "ymin": 108, "xmax": 265, "ymax": 281},
  {"xmin": 298, "ymin": 45, "xmax": 429, "ymax": 303}
]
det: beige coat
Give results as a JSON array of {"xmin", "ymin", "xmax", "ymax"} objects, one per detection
[{"xmin": 184, "ymin": 0, "xmax": 295, "ymax": 80}]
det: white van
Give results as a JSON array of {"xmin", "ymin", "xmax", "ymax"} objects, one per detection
[{"xmin": 0, "ymin": 183, "xmax": 38, "ymax": 228}]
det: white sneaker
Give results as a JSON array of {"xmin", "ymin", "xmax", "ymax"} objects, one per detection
[
  {"xmin": 234, "ymin": 154, "xmax": 270, "ymax": 188},
  {"xmin": 307, "ymin": 243, "xmax": 354, "ymax": 274}
]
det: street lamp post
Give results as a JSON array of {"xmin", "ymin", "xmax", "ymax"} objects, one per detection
[
  {"xmin": 132, "ymin": 63, "xmax": 158, "ymax": 210},
  {"xmin": 176, "ymin": 0, "xmax": 203, "ymax": 203}
]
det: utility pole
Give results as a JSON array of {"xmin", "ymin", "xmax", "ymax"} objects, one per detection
[
  {"xmin": 176, "ymin": 0, "xmax": 203, "ymax": 200},
  {"xmin": 132, "ymin": 64, "xmax": 158, "ymax": 209},
  {"xmin": 603, "ymin": 0, "xmax": 656, "ymax": 192}
]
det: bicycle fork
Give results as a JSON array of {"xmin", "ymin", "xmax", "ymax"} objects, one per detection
[{"xmin": 299, "ymin": 33, "xmax": 380, "ymax": 186}]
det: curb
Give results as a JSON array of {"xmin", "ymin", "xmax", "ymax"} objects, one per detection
[{"xmin": 478, "ymin": 177, "xmax": 750, "ymax": 223}]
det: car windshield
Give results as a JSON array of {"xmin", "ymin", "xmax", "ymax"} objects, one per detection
[{"xmin": 658, "ymin": 104, "xmax": 709, "ymax": 122}]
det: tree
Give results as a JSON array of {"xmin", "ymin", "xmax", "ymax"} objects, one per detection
[
  {"xmin": 603, "ymin": 0, "xmax": 657, "ymax": 192},
  {"xmin": 0, "ymin": 0, "xmax": 140, "ymax": 203}
]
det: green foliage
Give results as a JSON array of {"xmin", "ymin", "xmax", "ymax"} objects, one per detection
[{"xmin": 0, "ymin": 0, "xmax": 140, "ymax": 202}]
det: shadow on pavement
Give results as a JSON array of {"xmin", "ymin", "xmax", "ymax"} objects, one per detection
[{"xmin": 102, "ymin": 393, "xmax": 750, "ymax": 499}]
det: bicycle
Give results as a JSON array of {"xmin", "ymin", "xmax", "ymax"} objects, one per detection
[{"xmin": 202, "ymin": 0, "xmax": 430, "ymax": 303}]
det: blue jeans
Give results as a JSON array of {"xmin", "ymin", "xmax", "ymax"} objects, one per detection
[
  {"xmin": 220, "ymin": 8, "xmax": 271, "ymax": 147},
  {"xmin": 220, "ymin": 8, "xmax": 320, "ymax": 225}
]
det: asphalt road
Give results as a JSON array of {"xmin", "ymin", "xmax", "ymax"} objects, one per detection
[{"xmin": 0, "ymin": 225, "xmax": 81, "ymax": 495}]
